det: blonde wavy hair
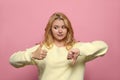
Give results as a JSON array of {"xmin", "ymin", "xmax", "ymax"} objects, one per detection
[{"xmin": 42, "ymin": 12, "xmax": 76, "ymax": 50}]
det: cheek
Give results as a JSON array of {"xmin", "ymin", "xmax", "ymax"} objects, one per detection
[
  {"xmin": 51, "ymin": 29, "xmax": 57, "ymax": 35},
  {"xmin": 64, "ymin": 29, "xmax": 68, "ymax": 35}
]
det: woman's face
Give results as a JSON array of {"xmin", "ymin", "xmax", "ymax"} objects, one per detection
[{"xmin": 51, "ymin": 19, "xmax": 68, "ymax": 42}]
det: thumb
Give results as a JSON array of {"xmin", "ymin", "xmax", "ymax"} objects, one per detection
[{"xmin": 71, "ymin": 51, "xmax": 77, "ymax": 65}]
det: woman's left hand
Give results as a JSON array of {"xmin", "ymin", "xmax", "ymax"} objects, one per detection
[{"xmin": 67, "ymin": 48, "xmax": 80, "ymax": 64}]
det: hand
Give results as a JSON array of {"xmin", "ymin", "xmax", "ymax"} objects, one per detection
[
  {"xmin": 67, "ymin": 48, "xmax": 80, "ymax": 64},
  {"xmin": 32, "ymin": 45, "xmax": 47, "ymax": 60}
]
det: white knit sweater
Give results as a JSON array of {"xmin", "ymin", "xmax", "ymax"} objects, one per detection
[{"xmin": 9, "ymin": 41, "xmax": 108, "ymax": 80}]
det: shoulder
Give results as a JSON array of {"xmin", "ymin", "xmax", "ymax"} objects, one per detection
[
  {"xmin": 74, "ymin": 41, "xmax": 86, "ymax": 46},
  {"xmin": 35, "ymin": 43, "xmax": 49, "ymax": 50},
  {"xmin": 26, "ymin": 45, "xmax": 40, "ymax": 51},
  {"xmin": 74, "ymin": 40, "xmax": 108, "ymax": 47}
]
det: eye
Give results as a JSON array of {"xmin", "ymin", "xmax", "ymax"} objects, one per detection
[
  {"xmin": 53, "ymin": 25, "xmax": 59, "ymax": 29},
  {"xmin": 62, "ymin": 25, "xmax": 67, "ymax": 29}
]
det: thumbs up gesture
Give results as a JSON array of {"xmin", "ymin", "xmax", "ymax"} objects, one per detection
[{"xmin": 32, "ymin": 44, "xmax": 47, "ymax": 60}]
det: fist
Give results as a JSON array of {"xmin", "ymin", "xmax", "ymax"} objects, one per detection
[{"xmin": 67, "ymin": 48, "xmax": 80, "ymax": 64}]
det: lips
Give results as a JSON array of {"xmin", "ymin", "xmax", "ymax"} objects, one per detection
[{"xmin": 57, "ymin": 34, "xmax": 63, "ymax": 36}]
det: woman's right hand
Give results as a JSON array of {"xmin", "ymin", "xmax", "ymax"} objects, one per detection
[{"xmin": 32, "ymin": 44, "xmax": 47, "ymax": 60}]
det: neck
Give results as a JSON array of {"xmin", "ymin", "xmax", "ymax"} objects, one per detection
[{"xmin": 53, "ymin": 40, "xmax": 65, "ymax": 47}]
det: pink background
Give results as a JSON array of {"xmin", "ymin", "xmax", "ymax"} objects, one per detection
[{"xmin": 0, "ymin": 0, "xmax": 120, "ymax": 80}]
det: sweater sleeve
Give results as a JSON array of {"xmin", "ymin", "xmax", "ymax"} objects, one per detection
[
  {"xmin": 9, "ymin": 45, "xmax": 39, "ymax": 68},
  {"xmin": 76, "ymin": 41, "xmax": 108, "ymax": 62}
]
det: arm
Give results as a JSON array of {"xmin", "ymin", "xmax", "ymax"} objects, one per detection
[
  {"xmin": 9, "ymin": 45, "xmax": 39, "ymax": 68},
  {"xmin": 77, "ymin": 41, "xmax": 108, "ymax": 62}
]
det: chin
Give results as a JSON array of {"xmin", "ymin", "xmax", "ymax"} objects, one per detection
[{"xmin": 57, "ymin": 37, "xmax": 66, "ymax": 41}]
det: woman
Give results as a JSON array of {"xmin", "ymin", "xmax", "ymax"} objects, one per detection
[{"xmin": 9, "ymin": 12, "xmax": 108, "ymax": 80}]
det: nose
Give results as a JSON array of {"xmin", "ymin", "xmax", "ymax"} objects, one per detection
[{"xmin": 58, "ymin": 28, "xmax": 63, "ymax": 33}]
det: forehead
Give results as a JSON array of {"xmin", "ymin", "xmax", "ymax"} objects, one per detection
[{"xmin": 52, "ymin": 19, "xmax": 65, "ymax": 26}]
